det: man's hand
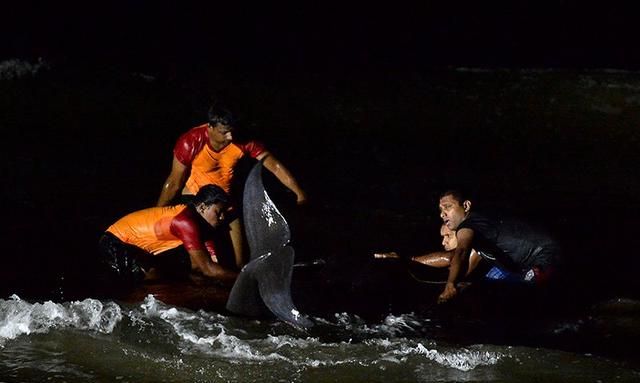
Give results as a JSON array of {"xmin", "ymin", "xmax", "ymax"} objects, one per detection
[
  {"xmin": 373, "ymin": 252, "xmax": 399, "ymax": 259},
  {"xmin": 296, "ymin": 190, "xmax": 308, "ymax": 205},
  {"xmin": 438, "ymin": 282, "xmax": 457, "ymax": 303}
]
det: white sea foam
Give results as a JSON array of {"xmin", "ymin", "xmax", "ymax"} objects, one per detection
[
  {"xmin": 136, "ymin": 295, "xmax": 291, "ymax": 362},
  {"xmin": 267, "ymin": 334, "xmax": 321, "ymax": 349},
  {"xmin": 2, "ymin": 293, "xmax": 507, "ymax": 375},
  {"xmin": 377, "ymin": 313, "xmax": 423, "ymax": 336},
  {"xmin": 0, "ymin": 295, "xmax": 122, "ymax": 347},
  {"xmin": 0, "ymin": 58, "xmax": 49, "ymax": 80},
  {"xmin": 388, "ymin": 343, "xmax": 503, "ymax": 371},
  {"xmin": 327, "ymin": 312, "xmax": 424, "ymax": 338},
  {"xmin": 130, "ymin": 298, "xmax": 446, "ymax": 369}
]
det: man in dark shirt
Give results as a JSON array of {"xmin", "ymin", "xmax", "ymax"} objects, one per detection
[{"xmin": 434, "ymin": 190, "xmax": 559, "ymax": 303}]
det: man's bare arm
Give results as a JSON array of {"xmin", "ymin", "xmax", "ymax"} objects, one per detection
[
  {"xmin": 187, "ymin": 248, "xmax": 237, "ymax": 285},
  {"xmin": 157, "ymin": 156, "xmax": 188, "ymax": 206},
  {"xmin": 412, "ymin": 251, "xmax": 453, "ymax": 268},
  {"xmin": 259, "ymin": 152, "xmax": 307, "ymax": 204},
  {"xmin": 374, "ymin": 250, "xmax": 452, "ymax": 268},
  {"xmin": 438, "ymin": 227, "xmax": 474, "ymax": 303}
]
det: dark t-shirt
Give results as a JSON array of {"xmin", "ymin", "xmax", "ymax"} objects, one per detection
[{"xmin": 457, "ymin": 212, "xmax": 559, "ymax": 272}]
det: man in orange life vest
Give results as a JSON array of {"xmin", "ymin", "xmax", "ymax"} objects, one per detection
[
  {"xmin": 156, "ymin": 104, "xmax": 307, "ymax": 269},
  {"xmin": 99, "ymin": 184, "xmax": 237, "ymax": 285}
]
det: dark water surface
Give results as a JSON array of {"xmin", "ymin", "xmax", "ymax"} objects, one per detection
[{"xmin": 1, "ymin": 60, "xmax": 640, "ymax": 381}]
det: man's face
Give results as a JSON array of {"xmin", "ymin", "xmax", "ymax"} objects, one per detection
[
  {"xmin": 201, "ymin": 202, "xmax": 227, "ymax": 228},
  {"xmin": 439, "ymin": 194, "xmax": 468, "ymax": 230},
  {"xmin": 208, "ymin": 123, "xmax": 234, "ymax": 149},
  {"xmin": 440, "ymin": 224, "xmax": 458, "ymax": 251}
]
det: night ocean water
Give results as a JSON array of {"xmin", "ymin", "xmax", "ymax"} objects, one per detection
[{"xmin": 2, "ymin": 57, "xmax": 640, "ymax": 382}]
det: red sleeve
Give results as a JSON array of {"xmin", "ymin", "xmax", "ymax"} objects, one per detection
[
  {"xmin": 236, "ymin": 141, "xmax": 266, "ymax": 158},
  {"xmin": 170, "ymin": 208, "xmax": 205, "ymax": 251},
  {"xmin": 173, "ymin": 125, "xmax": 209, "ymax": 165}
]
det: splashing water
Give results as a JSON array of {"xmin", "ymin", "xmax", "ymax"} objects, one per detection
[
  {"xmin": 2, "ymin": 294, "xmax": 638, "ymax": 382},
  {"xmin": 0, "ymin": 294, "xmax": 122, "ymax": 347}
]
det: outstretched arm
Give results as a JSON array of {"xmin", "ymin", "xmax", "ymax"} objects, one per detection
[
  {"xmin": 375, "ymin": 250, "xmax": 480, "ymax": 272},
  {"xmin": 259, "ymin": 151, "xmax": 307, "ymax": 204},
  {"xmin": 412, "ymin": 251, "xmax": 453, "ymax": 268},
  {"xmin": 187, "ymin": 248, "xmax": 238, "ymax": 286},
  {"xmin": 438, "ymin": 228, "xmax": 474, "ymax": 303},
  {"xmin": 413, "ymin": 249, "xmax": 482, "ymax": 272},
  {"xmin": 374, "ymin": 251, "xmax": 452, "ymax": 268},
  {"xmin": 157, "ymin": 156, "xmax": 189, "ymax": 206}
]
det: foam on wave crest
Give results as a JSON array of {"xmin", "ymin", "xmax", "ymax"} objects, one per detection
[
  {"xmin": 2, "ymin": 294, "xmax": 505, "ymax": 373},
  {"xmin": 0, "ymin": 295, "xmax": 122, "ymax": 347},
  {"xmin": 134, "ymin": 295, "xmax": 291, "ymax": 362},
  {"xmin": 389, "ymin": 343, "xmax": 503, "ymax": 371}
]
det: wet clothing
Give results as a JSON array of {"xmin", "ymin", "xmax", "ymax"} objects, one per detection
[
  {"xmin": 106, "ymin": 205, "xmax": 218, "ymax": 259},
  {"xmin": 98, "ymin": 231, "xmax": 152, "ymax": 282},
  {"xmin": 174, "ymin": 124, "xmax": 265, "ymax": 195},
  {"xmin": 458, "ymin": 212, "xmax": 559, "ymax": 284},
  {"xmin": 100, "ymin": 204, "xmax": 223, "ymax": 283},
  {"xmin": 482, "ymin": 264, "xmax": 556, "ymax": 285},
  {"xmin": 98, "ymin": 232, "xmax": 191, "ymax": 284}
]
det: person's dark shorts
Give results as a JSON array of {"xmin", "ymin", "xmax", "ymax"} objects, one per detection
[
  {"xmin": 98, "ymin": 232, "xmax": 148, "ymax": 284},
  {"xmin": 98, "ymin": 232, "xmax": 194, "ymax": 285}
]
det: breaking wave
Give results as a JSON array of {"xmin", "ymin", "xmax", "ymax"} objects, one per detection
[{"xmin": 0, "ymin": 294, "xmax": 122, "ymax": 347}]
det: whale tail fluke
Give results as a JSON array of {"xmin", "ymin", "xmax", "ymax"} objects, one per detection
[{"xmin": 226, "ymin": 161, "xmax": 313, "ymax": 329}]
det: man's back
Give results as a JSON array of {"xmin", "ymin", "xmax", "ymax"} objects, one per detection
[{"xmin": 458, "ymin": 212, "xmax": 559, "ymax": 271}]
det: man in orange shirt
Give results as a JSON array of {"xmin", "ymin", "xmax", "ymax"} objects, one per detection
[
  {"xmin": 99, "ymin": 184, "xmax": 237, "ymax": 285},
  {"xmin": 156, "ymin": 104, "xmax": 307, "ymax": 269}
]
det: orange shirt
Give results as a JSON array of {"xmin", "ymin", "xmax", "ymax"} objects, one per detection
[
  {"xmin": 173, "ymin": 124, "xmax": 265, "ymax": 194},
  {"xmin": 107, "ymin": 205, "xmax": 217, "ymax": 259}
]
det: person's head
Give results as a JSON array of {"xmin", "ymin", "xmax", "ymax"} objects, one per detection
[
  {"xmin": 438, "ymin": 189, "xmax": 471, "ymax": 230},
  {"xmin": 440, "ymin": 224, "xmax": 458, "ymax": 251},
  {"xmin": 192, "ymin": 184, "xmax": 230, "ymax": 228},
  {"xmin": 207, "ymin": 104, "xmax": 235, "ymax": 149}
]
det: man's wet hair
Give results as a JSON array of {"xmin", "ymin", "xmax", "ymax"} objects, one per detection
[
  {"xmin": 439, "ymin": 189, "xmax": 470, "ymax": 205},
  {"xmin": 191, "ymin": 184, "xmax": 229, "ymax": 208},
  {"xmin": 208, "ymin": 104, "xmax": 235, "ymax": 127}
]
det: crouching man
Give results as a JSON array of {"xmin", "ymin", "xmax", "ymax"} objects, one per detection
[{"xmin": 98, "ymin": 184, "xmax": 237, "ymax": 286}]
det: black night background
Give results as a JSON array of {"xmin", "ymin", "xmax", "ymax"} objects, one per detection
[{"xmin": 1, "ymin": 1, "xmax": 640, "ymax": 381}]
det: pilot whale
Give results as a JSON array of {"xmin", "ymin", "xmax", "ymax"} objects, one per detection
[{"xmin": 226, "ymin": 161, "xmax": 313, "ymax": 329}]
